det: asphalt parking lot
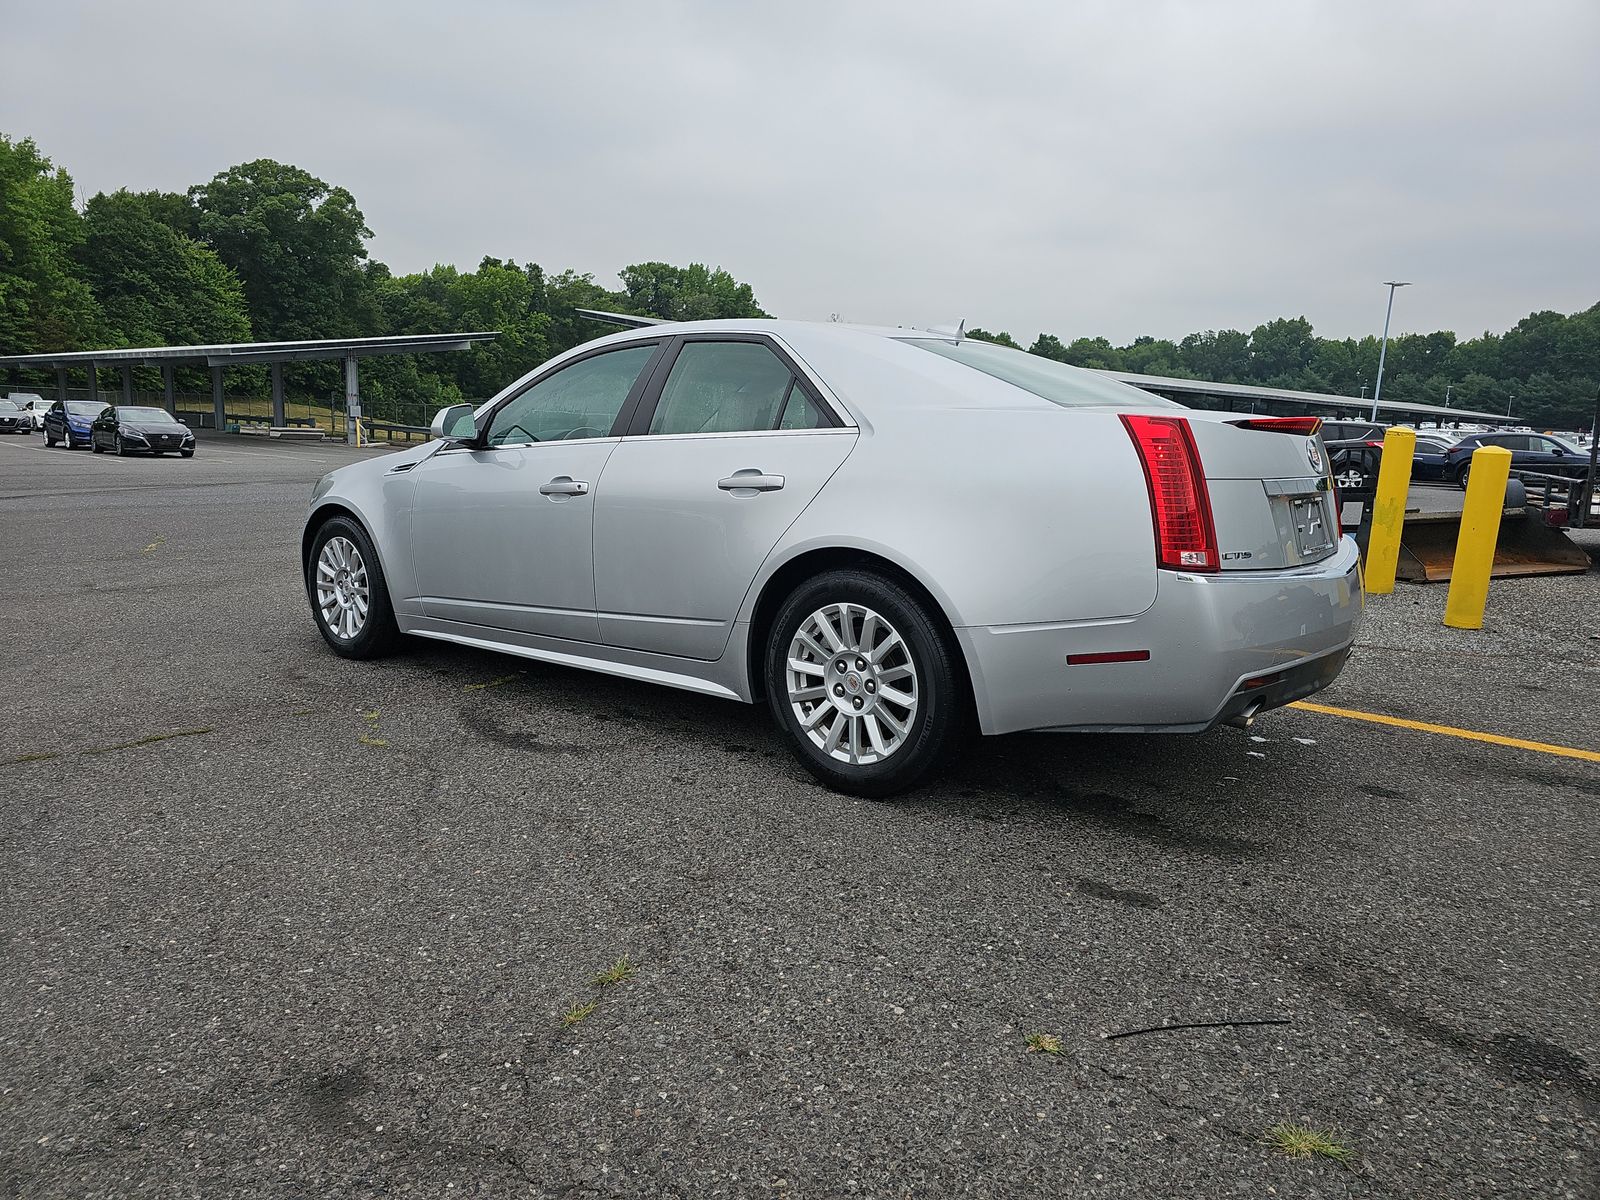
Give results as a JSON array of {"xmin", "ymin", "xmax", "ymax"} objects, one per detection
[{"xmin": 2, "ymin": 432, "xmax": 1596, "ymax": 1199}]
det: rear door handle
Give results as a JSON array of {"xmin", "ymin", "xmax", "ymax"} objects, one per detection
[
  {"xmin": 717, "ymin": 471, "xmax": 785, "ymax": 493},
  {"xmin": 539, "ymin": 476, "xmax": 590, "ymax": 496}
]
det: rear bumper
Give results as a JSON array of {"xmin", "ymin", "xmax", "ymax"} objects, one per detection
[{"xmin": 957, "ymin": 536, "xmax": 1364, "ymax": 734}]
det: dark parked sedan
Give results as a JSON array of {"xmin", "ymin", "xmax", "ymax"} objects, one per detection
[
  {"xmin": 1409, "ymin": 434, "xmax": 1456, "ymax": 481},
  {"xmin": 1441, "ymin": 432, "xmax": 1590, "ymax": 487},
  {"xmin": 89, "ymin": 406, "xmax": 197, "ymax": 457},
  {"xmin": 0, "ymin": 399, "xmax": 31, "ymax": 434}
]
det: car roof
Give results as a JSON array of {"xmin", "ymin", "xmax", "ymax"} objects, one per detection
[{"xmin": 566, "ymin": 319, "xmax": 1173, "ymax": 422}]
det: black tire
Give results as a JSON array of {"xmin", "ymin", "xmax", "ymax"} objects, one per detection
[
  {"xmin": 765, "ymin": 569, "xmax": 966, "ymax": 798},
  {"xmin": 115, "ymin": 433, "xmax": 131, "ymax": 457},
  {"xmin": 180, "ymin": 448, "xmax": 195, "ymax": 458},
  {"xmin": 305, "ymin": 515, "xmax": 401, "ymax": 659},
  {"xmin": 1456, "ymin": 462, "xmax": 1471, "ymax": 489},
  {"xmin": 91, "ymin": 437, "xmax": 105, "ymax": 454}
]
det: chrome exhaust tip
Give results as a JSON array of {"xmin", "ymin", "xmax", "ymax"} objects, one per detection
[{"xmin": 1226, "ymin": 701, "xmax": 1265, "ymax": 730}]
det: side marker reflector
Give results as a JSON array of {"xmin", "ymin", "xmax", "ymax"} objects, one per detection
[{"xmin": 1066, "ymin": 650, "xmax": 1152, "ymax": 666}]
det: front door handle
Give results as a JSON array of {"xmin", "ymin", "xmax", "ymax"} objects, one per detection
[
  {"xmin": 539, "ymin": 476, "xmax": 590, "ymax": 497},
  {"xmin": 717, "ymin": 470, "xmax": 785, "ymax": 493}
]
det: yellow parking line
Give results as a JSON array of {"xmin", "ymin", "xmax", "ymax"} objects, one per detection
[{"xmin": 1289, "ymin": 700, "xmax": 1600, "ymax": 764}]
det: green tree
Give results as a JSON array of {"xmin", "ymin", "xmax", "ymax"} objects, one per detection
[
  {"xmin": 190, "ymin": 159, "xmax": 376, "ymax": 340},
  {"xmin": 0, "ymin": 134, "xmax": 102, "ymax": 351},
  {"xmin": 619, "ymin": 261, "xmax": 768, "ymax": 322},
  {"xmin": 1248, "ymin": 316, "xmax": 1316, "ymax": 384},
  {"xmin": 1060, "ymin": 336, "xmax": 1121, "ymax": 369},
  {"xmin": 966, "ymin": 327, "xmax": 1019, "ymax": 348},
  {"xmin": 1177, "ymin": 329, "xmax": 1252, "ymax": 381},
  {"xmin": 79, "ymin": 189, "xmax": 251, "ymax": 347},
  {"xmin": 1028, "ymin": 332, "xmax": 1070, "ymax": 361}
]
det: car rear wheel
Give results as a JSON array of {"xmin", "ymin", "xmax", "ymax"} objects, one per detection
[
  {"xmin": 44, "ymin": 429, "xmax": 57, "ymax": 447},
  {"xmin": 306, "ymin": 516, "xmax": 400, "ymax": 658},
  {"xmin": 1456, "ymin": 462, "xmax": 1471, "ymax": 488},
  {"xmin": 92, "ymin": 436, "xmax": 105, "ymax": 454},
  {"xmin": 765, "ymin": 569, "xmax": 965, "ymax": 797}
]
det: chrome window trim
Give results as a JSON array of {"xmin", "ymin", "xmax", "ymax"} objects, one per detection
[
  {"xmin": 618, "ymin": 427, "xmax": 854, "ymax": 444},
  {"xmin": 432, "ymin": 435, "xmax": 623, "ymax": 457}
]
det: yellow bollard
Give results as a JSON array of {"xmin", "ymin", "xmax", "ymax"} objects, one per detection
[
  {"xmin": 1362, "ymin": 426, "xmax": 1417, "ymax": 594},
  {"xmin": 1443, "ymin": 445, "xmax": 1513, "ymax": 630}
]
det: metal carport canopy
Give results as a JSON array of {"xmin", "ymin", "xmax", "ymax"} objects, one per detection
[
  {"xmin": 1095, "ymin": 368, "xmax": 1514, "ymax": 425},
  {"xmin": 0, "ymin": 333, "xmax": 499, "ymax": 440},
  {"xmin": 0, "ymin": 332, "xmax": 499, "ymax": 370}
]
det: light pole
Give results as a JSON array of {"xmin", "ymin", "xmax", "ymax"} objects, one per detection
[{"xmin": 1368, "ymin": 280, "xmax": 1410, "ymax": 423}]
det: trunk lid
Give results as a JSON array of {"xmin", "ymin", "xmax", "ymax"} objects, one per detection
[{"xmin": 1182, "ymin": 411, "xmax": 1341, "ymax": 571}]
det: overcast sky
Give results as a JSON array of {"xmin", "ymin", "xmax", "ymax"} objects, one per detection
[{"xmin": 8, "ymin": 1, "xmax": 1598, "ymax": 345}]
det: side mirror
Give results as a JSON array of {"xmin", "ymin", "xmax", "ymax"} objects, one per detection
[{"xmin": 431, "ymin": 403, "xmax": 477, "ymax": 442}]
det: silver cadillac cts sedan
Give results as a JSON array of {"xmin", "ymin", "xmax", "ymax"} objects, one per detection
[{"xmin": 303, "ymin": 321, "xmax": 1363, "ymax": 795}]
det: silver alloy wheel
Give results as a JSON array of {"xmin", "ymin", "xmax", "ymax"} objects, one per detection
[
  {"xmin": 315, "ymin": 536, "xmax": 371, "ymax": 640},
  {"xmin": 786, "ymin": 602, "xmax": 919, "ymax": 765}
]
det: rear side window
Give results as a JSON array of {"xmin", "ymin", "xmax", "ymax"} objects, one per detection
[{"xmin": 649, "ymin": 341, "xmax": 800, "ymax": 435}]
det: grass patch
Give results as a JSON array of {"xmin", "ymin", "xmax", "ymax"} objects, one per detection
[
  {"xmin": 561, "ymin": 1000, "xmax": 597, "ymax": 1028},
  {"xmin": 3, "ymin": 752, "xmax": 61, "ymax": 766},
  {"xmin": 1263, "ymin": 1122, "xmax": 1354, "ymax": 1165},
  {"xmin": 85, "ymin": 728, "xmax": 212, "ymax": 755},
  {"xmin": 592, "ymin": 956, "xmax": 636, "ymax": 988},
  {"xmin": 463, "ymin": 673, "xmax": 520, "ymax": 691},
  {"xmin": 141, "ymin": 536, "xmax": 165, "ymax": 555},
  {"xmin": 363, "ymin": 709, "xmax": 381, "ymax": 724},
  {"xmin": 1024, "ymin": 1033, "xmax": 1063, "ymax": 1055},
  {"xmin": 358, "ymin": 735, "xmax": 389, "ymax": 748}
]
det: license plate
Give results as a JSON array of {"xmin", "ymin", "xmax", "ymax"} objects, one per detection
[{"xmin": 1291, "ymin": 496, "xmax": 1335, "ymax": 557}]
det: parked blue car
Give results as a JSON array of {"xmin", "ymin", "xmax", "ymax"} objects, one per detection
[
  {"xmin": 1408, "ymin": 434, "xmax": 1457, "ymax": 481},
  {"xmin": 42, "ymin": 400, "xmax": 108, "ymax": 449},
  {"xmin": 1441, "ymin": 432, "xmax": 1592, "ymax": 487}
]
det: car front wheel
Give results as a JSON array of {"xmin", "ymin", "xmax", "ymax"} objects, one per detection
[
  {"xmin": 765, "ymin": 569, "xmax": 965, "ymax": 798},
  {"xmin": 306, "ymin": 516, "xmax": 401, "ymax": 658}
]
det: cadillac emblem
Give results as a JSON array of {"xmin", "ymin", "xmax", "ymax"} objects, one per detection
[{"xmin": 1308, "ymin": 440, "xmax": 1324, "ymax": 473}]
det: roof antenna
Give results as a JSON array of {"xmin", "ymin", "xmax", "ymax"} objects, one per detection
[
  {"xmin": 927, "ymin": 318, "xmax": 966, "ymax": 343},
  {"xmin": 954, "ymin": 318, "xmax": 965, "ymax": 345}
]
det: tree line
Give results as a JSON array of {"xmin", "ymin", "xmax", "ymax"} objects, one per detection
[{"xmin": 2, "ymin": 133, "xmax": 1595, "ymax": 428}]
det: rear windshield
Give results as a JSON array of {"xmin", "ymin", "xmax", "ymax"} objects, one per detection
[
  {"xmin": 120, "ymin": 407, "xmax": 177, "ymax": 422},
  {"xmin": 901, "ymin": 339, "xmax": 1179, "ymax": 410}
]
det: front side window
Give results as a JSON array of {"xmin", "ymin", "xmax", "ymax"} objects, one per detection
[
  {"xmin": 648, "ymin": 341, "xmax": 802, "ymax": 435},
  {"xmin": 485, "ymin": 344, "xmax": 656, "ymax": 447}
]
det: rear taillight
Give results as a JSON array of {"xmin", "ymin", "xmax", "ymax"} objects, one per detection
[
  {"xmin": 1120, "ymin": 414, "xmax": 1219, "ymax": 572},
  {"xmin": 1233, "ymin": 416, "xmax": 1323, "ymax": 437}
]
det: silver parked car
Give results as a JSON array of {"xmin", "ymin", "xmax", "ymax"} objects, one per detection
[{"xmin": 302, "ymin": 321, "xmax": 1363, "ymax": 795}]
